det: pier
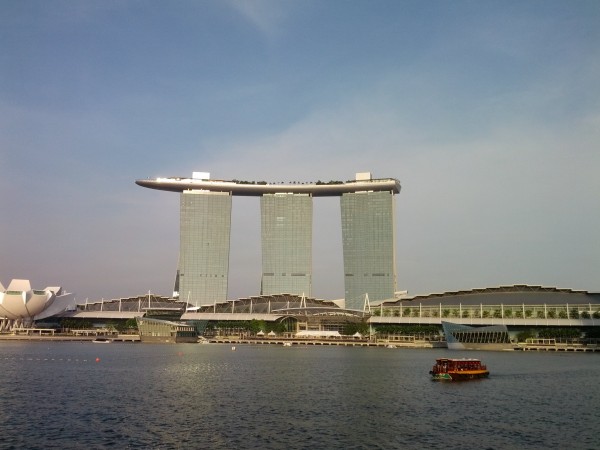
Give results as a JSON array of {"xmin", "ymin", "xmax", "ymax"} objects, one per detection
[{"xmin": 517, "ymin": 338, "xmax": 599, "ymax": 352}]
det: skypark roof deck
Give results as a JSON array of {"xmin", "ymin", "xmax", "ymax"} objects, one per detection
[{"xmin": 135, "ymin": 176, "xmax": 401, "ymax": 196}]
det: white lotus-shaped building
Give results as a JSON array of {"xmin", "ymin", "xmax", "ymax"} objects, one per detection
[{"xmin": 0, "ymin": 279, "xmax": 76, "ymax": 329}]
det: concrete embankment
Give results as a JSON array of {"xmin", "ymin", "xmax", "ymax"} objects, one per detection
[
  {"xmin": 4, "ymin": 335, "xmax": 596, "ymax": 351},
  {"xmin": 208, "ymin": 338, "xmax": 447, "ymax": 348},
  {"xmin": 0, "ymin": 334, "xmax": 140, "ymax": 342},
  {"xmin": 517, "ymin": 343, "xmax": 599, "ymax": 352}
]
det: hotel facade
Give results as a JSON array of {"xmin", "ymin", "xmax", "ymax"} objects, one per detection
[{"xmin": 137, "ymin": 172, "xmax": 401, "ymax": 310}]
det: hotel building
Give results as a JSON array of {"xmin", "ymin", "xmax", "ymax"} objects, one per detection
[{"xmin": 136, "ymin": 172, "xmax": 401, "ymax": 310}]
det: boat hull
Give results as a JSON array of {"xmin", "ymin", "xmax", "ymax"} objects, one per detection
[{"xmin": 431, "ymin": 370, "xmax": 489, "ymax": 381}]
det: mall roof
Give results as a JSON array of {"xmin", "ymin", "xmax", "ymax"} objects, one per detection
[{"xmin": 373, "ymin": 285, "xmax": 600, "ymax": 307}]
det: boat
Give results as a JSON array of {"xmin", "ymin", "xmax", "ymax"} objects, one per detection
[
  {"xmin": 282, "ymin": 342, "xmax": 292, "ymax": 347},
  {"xmin": 92, "ymin": 337, "xmax": 112, "ymax": 344},
  {"xmin": 429, "ymin": 358, "xmax": 489, "ymax": 381}
]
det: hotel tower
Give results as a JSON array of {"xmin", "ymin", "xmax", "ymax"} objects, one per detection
[{"xmin": 136, "ymin": 172, "xmax": 400, "ymax": 310}]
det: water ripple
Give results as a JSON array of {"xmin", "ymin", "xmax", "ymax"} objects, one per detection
[{"xmin": 0, "ymin": 343, "xmax": 598, "ymax": 449}]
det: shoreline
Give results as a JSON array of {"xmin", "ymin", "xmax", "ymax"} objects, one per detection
[
  {"xmin": 0, "ymin": 334, "xmax": 139, "ymax": 342},
  {"xmin": 1, "ymin": 334, "xmax": 598, "ymax": 352}
]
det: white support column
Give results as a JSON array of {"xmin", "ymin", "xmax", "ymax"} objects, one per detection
[{"xmin": 362, "ymin": 293, "xmax": 371, "ymax": 313}]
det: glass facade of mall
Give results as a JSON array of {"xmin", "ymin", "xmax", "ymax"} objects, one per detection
[
  {"xmin": 179, "ymin": 191, "xmax": 231, "ymax": 306},
  {"xmin": 260, "ymin": 193, "xmax": 312, "ymax": 296},
  {"xmin": 341, "ymin": 191, "xmax": 397, "ymax": 310}
]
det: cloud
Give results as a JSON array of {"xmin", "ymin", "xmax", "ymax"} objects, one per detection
[
  {"xmin": 3, "ymin": 1, "xmax": 599, "ymax": 300},
  {"xmin": 225, "ymin": 0, "xmax": 294, "ymax": 40},
  {"xmin": 192, "ymin": 78, "xmax": 600, "ymax": 296}
]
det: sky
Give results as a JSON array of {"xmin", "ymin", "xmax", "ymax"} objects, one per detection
[{"xmin": 1, "ymin": 0, "xmax": 599, "ymax": 302}]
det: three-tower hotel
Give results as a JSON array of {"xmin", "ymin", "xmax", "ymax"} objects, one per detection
[{"xmin": 136, "ymin": 172, "xmax": 401, "ymax": 310}]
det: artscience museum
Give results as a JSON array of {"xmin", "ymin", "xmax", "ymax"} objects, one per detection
[{"xmin": 0, "ymin": 279, "xmax": 76, "ymax": 331}]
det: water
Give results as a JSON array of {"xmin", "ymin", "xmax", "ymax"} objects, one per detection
[{"xmin": 0, "ymin": 342, "xmax": 598, "ymax": 449}]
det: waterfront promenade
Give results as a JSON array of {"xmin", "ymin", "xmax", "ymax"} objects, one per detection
[
  {"xmin": 2, "ymin": 333, "xmax": 599, "ymax": 351},
  {"xmin": 209, "ymin": 337, "xmax": 445, "ymax": 348},
  {"xmin": 0, "ymin": 333, "xmax": 140, "ymax": 342},
  {"xmin": 208, "ymin": 337, "xmax": 600, "ymax": 352}
]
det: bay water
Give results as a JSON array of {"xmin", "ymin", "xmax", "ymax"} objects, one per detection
[{"xmin": 0, "ymin": 342, "xmax": 597, "ymax": 449}]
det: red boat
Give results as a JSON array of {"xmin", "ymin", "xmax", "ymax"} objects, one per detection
[{"xmin": 430, "ymin": 358, "xmax": 489, "ymax": 381}]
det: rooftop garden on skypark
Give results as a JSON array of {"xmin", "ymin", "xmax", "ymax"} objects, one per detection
[
  {"xmin": 138, "ymin": 173, "xmax": 401, "ymax": 195},
  {"xmin": 231, "ymin": 179, "xmax": 346, "ymax": 185},
  {"xmin": 226, "ymin": 178, "xmax": 399, "ymax": 185}
]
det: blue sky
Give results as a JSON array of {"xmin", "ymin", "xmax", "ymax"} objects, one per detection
[{"xmin": 2, "ymin": 0, "xmax": 599, "ymax": 301}]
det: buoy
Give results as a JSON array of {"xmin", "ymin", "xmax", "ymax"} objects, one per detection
[{"xmin": 95, "ymin": 357, "xmax": 100, "ymax": 363}]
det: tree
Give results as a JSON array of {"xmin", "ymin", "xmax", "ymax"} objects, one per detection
[
  {"xmin": 516, "ymin": 329, "xmax": 535, "ymax": 342},
  {"xmin": 343, "ymin": 322, "xmax": 369, "ymax": 336},
  {"xmin": 60, "ymin": 318, "xmax": 92, "ymax": 330},
  {"xmin": 249, "ymin": 319, "xmax": 266, "ymax": 334},
  {"xmin": 125, "ymin": 318, "xmax": 138, "ymax": 332},
  {"xmin": 537, "ymin": 327, "xmax": 581, "ymax": 340}
]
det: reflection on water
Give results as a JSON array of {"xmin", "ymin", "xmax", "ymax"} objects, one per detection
[{"xmin": 0, "ymin": 342, "xmax": 597, "ymax": 449}]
